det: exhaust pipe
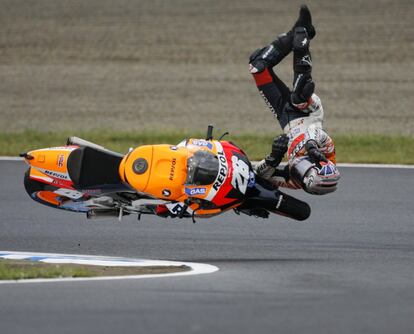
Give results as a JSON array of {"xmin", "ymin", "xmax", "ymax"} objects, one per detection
[
  {"xmin": 67, "ymin": 136, "xmax": 123, "ymax": 157},
  {"xmin": 66, "ymin": 137, "xmax": 106, "ymax": 151}
]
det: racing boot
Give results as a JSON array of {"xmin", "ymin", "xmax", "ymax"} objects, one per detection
[
  {"xmin": 293, "ymin": 5, "xmax": 316, "ymax": 40},
  {"xmin": 249, "ymin": 5, "xmax": 315, "ymax": 73}
]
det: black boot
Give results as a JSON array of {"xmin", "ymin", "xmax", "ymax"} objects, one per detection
[
  {"xmin": 265, "ymin": 4, "xmax": 316, "ymax": 66},
  {"xmin": 249, "ymin": 5, "xmax": 316, "ymax": 73},
  {"xmin": 293, "ymin": 5, "xmax": 316, "ymax": 39}
]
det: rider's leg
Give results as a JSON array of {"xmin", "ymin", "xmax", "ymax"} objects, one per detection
[
  {"xmin": 249, "ymin": 5, "xmax": 315, "ymax": 74},
  {"xmin": 249, "ymin": 5, "xmax": 316, "ymax": 121}
]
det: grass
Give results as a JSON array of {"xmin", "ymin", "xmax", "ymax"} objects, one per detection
[
  {"xmin": 0, "ymin": 259, "xmax": 92, "ymax": 280},
  {"xmin": 0, "ymin": 259, "xmax": 189, "ymax": 280},
  {"xmin": 1, "ymin": 130, "xmax": 413, "ymax": 164}
]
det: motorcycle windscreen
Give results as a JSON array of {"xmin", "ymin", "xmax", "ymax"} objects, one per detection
[{"xmin": 186, "ymin": 150, "xmax": 219, "ymax": 186}]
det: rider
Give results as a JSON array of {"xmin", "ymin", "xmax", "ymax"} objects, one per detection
[{"xmin": 249, "ymin": 5, "xmax": 340, "ymax": 195}]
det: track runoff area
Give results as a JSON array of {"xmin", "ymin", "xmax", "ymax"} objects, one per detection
[{"xmin": 0, "ymin": 251, "xmax": 218, "ymax": 284}]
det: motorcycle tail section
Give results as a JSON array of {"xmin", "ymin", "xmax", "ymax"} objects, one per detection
[{"xmin": 20, "ymin": 146, "xmax": 77, "ymax": 187}]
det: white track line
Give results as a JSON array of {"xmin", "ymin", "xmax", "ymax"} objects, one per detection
[
  {"xmin": 337, "ymin": 163, "xmax": 414, "ymax": 169},
  {"xmin": 0, "ymin": 157, "xmax": 24, "ymax": 161},
  {"xmin": 2, "ymin": 156, "xmax": 413, "ymax": 168},
  {"xmin": 0, "ymin": 251, "xmax": 219, "ymax": 284}
]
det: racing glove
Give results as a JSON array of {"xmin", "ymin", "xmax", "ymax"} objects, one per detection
[
  {"xmin": 305, "ymin": 140, "xmax": 328, "ymax": 163},
  {"xmin": 265, "ymin": 134, "xmax": 289, "ymax": 167}
]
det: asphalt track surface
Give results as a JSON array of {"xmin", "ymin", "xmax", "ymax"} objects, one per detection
[{"xmin": 0, "ymin": 161, "xmax": 413, "ymax": 334}]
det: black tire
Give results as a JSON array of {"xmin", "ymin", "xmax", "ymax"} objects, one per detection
[{"xmin": 269, "ymin": 191, "xmax": 311, "ymax": 221}]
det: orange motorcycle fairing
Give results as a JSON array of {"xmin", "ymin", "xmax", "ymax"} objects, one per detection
[
  {"xmin": 35, "ymin": 191, "xmax": 62, "ymax": 206},
  {"xmin": 120, "ymin": 145, "xmax": 189, "ymax": 200}
]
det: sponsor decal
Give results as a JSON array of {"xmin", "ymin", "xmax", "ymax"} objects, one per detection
[
  {"xmin": 291, "ymin": 127, "xmax": 301, "ymax": 137},
  {"xmin": 288, "ymin": 134, "xmax": 307, "ymax": 162},
  {"xmin": 42, "ymin": 169, "xmax": 70, "ymax": 180},
  {"xmin": 162, "ymin": 189, "xmax": 171, "ymax": 197},
  {"xmin": 57, "ymin": 154, "xmax": 65, "ymax": 167},
  {"xmin": 191, "ymin": 139, "xmax": 213, "ymax": 150},
  {"xmin": 259, "ymin": 90, "xmax": 277, "ymax": 116},
  {"xmin": 185, "ymin": 187, "xmax": 206, "ymax": 196},
  {"xmin": 231, "ymin": 155, "xmax": 250, "ymax": 194},
  {"xmin": 166, "ymin": 202, "xmax": 193, "ymax": 215},
  {"xmin": 213, "ymin": 149, "xmax": 228, "ymax": 191},
  {"xmin": 205, "ymin": 142, "xmax": 228, "ymax": 201},
  {"xmin": 169, "ymin": 158, "xmax": 176, "ymax": 181},
  {"xmin": 262, "ymin": 45, "xmax": 274, "ymax": 59},
  {"xmin": 276, "ymin": 194, "xmax": 283, "ymax": 209}
]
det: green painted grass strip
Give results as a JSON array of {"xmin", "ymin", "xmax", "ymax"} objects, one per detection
[{"xmin": 1, "ymin": 130, "xmax": 413, "ymax": 164}]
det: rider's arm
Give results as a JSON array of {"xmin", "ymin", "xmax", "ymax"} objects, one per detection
[
  {"xmin": 255, "ymin": 134, "xmax": 289, "ymax": 180},
  {"xmin": 266, "ymin": 134, "xmax": 289, "ymax": 167}
]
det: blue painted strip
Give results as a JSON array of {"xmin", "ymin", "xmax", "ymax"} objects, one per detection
[{"xmin": 27, "ymin": 256, "xmax": 48, "ymax": 261}]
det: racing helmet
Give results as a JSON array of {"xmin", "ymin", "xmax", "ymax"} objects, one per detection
[
  {"xmin": 290, "ymin": 157, "xmax": 340, "ymax": 195},
  {"xmin": 186, "ymin": 150, "xmax": 219, "ymax": 186}
]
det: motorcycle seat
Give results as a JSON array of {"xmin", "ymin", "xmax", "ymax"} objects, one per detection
[{"xmin": 67, "ymin": 146, "xmax": 124, "ymax": 188}]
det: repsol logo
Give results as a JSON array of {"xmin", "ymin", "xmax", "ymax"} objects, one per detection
[
  {"xmin": 169, "ymin": 158, "xmax": 176, "ymax": 181},
  {"xmin": 43, "ymin": 169, "xmax": 68, "ymax": 180},
  {"xmin": 213, "ymin": 150, "xmax": 228, "ymax": 191}
]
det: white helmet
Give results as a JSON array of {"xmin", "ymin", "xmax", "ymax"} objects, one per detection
[{"xmin": 290, "ymin": 157, "xmax": 340, "ymax": 195}]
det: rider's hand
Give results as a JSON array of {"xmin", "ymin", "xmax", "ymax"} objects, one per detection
[
  {"xmin": 306, "ymin": 140, "xmax": 328, "ymax": 163},
  {"xmin": 271, "ymin": 134, "xmax": 289, "ymax": 158},
  {"xmin": 266, "ymin": 134, "xmax": 289, "ymax": 167}
]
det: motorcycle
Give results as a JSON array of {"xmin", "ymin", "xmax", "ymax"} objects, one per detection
[{"xmin": 20, "ymin": 126, "xmax": 310, "ymax": 222}]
